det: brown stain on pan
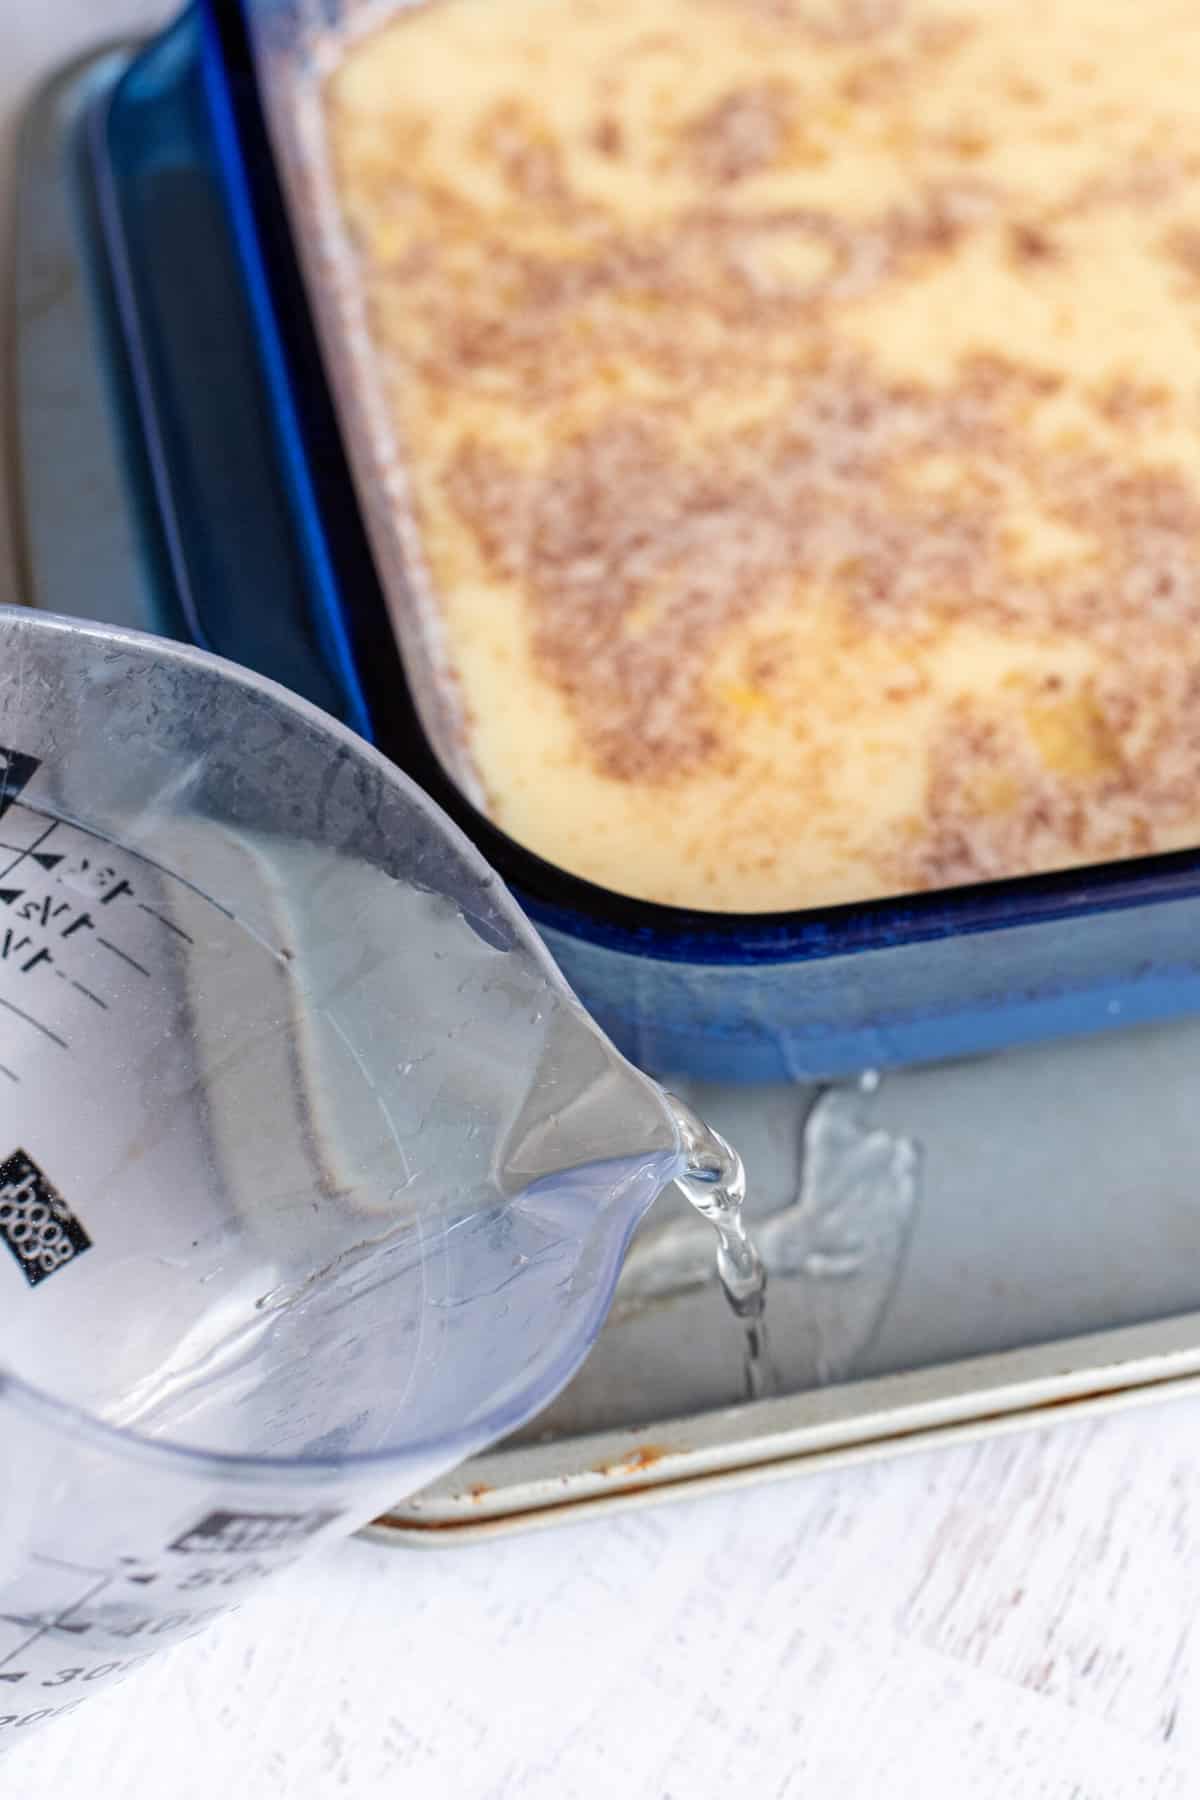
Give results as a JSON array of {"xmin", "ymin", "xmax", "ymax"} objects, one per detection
[
  {"xmin": 589, "ymin": 1443, "xmax": 674, "ymax": 1477},
  {"xmin": 372, "ymin": 1367, "xmax": 1200, "ymax": 1536}
]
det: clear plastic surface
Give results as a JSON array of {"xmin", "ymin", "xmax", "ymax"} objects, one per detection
[{"xmin": 0, "ymin": 607, "xmax": 680, "ymax": 1744}]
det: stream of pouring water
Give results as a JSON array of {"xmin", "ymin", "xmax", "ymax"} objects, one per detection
[{"xmin": 666, "ymin": 1093, "xmax": 774, "ymax": 1399}]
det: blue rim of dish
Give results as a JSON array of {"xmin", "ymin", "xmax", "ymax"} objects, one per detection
[{"xmin": 197, "ymin": 0, "xmax": 1200, "ymax": 967}]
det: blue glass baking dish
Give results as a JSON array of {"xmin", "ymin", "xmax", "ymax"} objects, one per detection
[{"xmin": 80, "ymin": 1, "xmax": 1200, "ymax": 1082}]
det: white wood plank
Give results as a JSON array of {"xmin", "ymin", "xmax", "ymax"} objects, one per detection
[{"xmin": 2, "ymin": 1404, "xmax": 1199, "ymax": 1796}]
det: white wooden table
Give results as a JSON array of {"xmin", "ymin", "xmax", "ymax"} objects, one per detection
[{"xmin": 4, "ymin": 6, "xmax": 1200, "ymax": 1796}]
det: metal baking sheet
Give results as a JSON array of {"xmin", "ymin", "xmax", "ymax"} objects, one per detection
[
  {"xmin": 368, "ymin": 1317, "xmax": 1200, "ymax": 1542},
  {"xmin": 19, "ymin": 45, "xmax": 1200, "ymax": 1545},
  {"xmin": 372, "ymin": 1016, "xmax": 1200, "ymax": 1538}
]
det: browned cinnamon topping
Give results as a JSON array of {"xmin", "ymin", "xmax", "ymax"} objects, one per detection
[
  {"xmin": 322, "ymin": 0, "xmax": 1200, "ymax": 910},
  {"xmin": 683, "ymin": 83, "xmax": 797, "ymax": 185}
]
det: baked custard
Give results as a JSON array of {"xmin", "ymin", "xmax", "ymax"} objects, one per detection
[{"xmin": 321, "ymin": 0, "xmax": 1200, "ymax": 910}]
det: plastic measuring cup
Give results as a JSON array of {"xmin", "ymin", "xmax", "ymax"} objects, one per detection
[{"xmin": 0, "ymin": 607, "xmax": 700, "ymax": 1745}]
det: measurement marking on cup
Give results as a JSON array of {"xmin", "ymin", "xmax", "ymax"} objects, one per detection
[
  {"xmin": 137, "ymin": 903, "xmax": 193, "ymax": 945},
  {"xmin": 0, "ymin": 995, "xmax": 67, "ymax": 1050},
  {"xmin": 67, "ymin": 979, "xmax": 107, "ymax": 1012},
  {"xmin": 0, "ymin": 820, "xmax": 59, "ymax": 884},
  {"xmin": 0, "ymin": 1577, "xmax": 112, "ymax": 1670},
  {"xmin": 97, "ymin": 936, "xmax": 150, "ymax": 978},
  {"xmin": 32, "ymin": 1554, "xmax": 110, "ymax": 1580}
]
